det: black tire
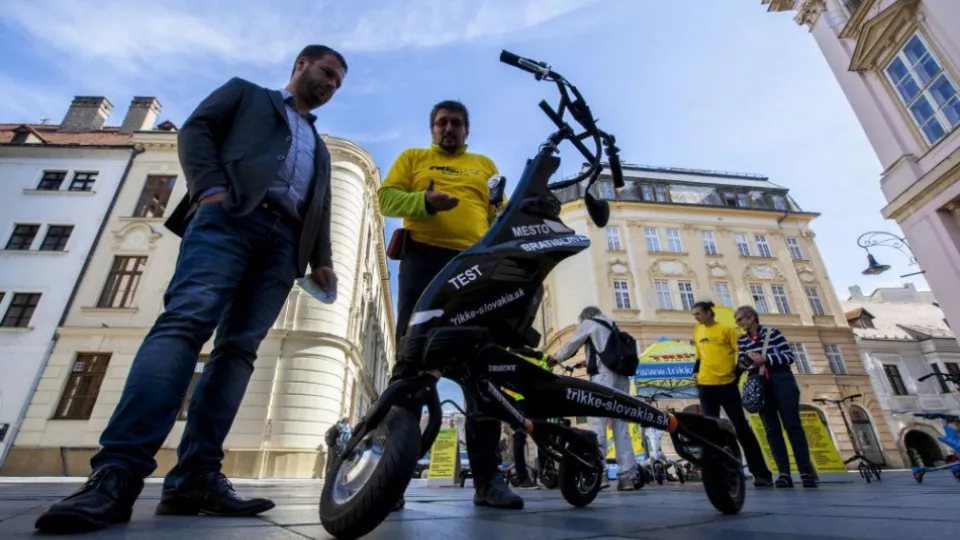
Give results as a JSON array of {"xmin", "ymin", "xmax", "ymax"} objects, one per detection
[
  {"xmin": 701, "ymin": 438, "xmax": 746, "ymax": 515},
  {"xmin": 677, "ymin": 467, "xmax": 686, "ymax": 484},
  {"xmin": 319, "ymin": 407, "xmax": 420, "ymax": 540},
  {"xmin": 873, "ymin": 466, "xmax": 882, "ymax": 481},
  {"xmin": 633, "ymin": 468, "xmax": 646, "ymax": 490},
  {"xmin": 654, "ymin": 462, "xmax": 665, "ymax": 485},
  {"xmin": 913, "ymin": 470, "xmax": 924, "ymax": 483},
  {"xmin": 558, "ymin": 454, "xmax": 603, "ymax": 507}
]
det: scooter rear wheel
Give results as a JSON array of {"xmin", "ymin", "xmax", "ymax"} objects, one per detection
[
  {"xmin": 319, "ymin": 407, "xmax": 421, "ymax": 540},
  {"xmin": 700, "ymin": 438, "xmax": 745, "ymax": 515},
  {"xmin": 559, "ymin": 454, "xmax": 603, "ymax": 507}
]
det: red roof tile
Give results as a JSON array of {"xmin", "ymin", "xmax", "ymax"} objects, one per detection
[{"xmin": 0, "ymin": 123, "xmax": 133, "ymax": 145}]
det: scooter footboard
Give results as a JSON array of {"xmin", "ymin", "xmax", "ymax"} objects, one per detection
[{"xmin": 520, "ymin": 376, "xmax": 674, "ymax": 431}]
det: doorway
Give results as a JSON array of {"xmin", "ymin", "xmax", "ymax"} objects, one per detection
[{"xmin": 904, "ymin": 430, "xmax": 945, "ymax": 467}]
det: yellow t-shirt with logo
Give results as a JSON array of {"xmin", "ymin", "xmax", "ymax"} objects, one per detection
[
  {"xmin": 693, "ymin": 322, "xmax": 740, "ymax": 386},
  {"xmin": 378, "ymin": 144, "xmax": 499, "ymax": 252}
]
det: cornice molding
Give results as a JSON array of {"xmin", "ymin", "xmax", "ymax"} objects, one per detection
[{"xmin": 849, "ymin": 0, "xmax": 920, "ymax": 72}]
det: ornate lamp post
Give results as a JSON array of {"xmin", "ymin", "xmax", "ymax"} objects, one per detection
[{"xmin": 856, "ymin": 231, "xmax": 924, "ymax": 278}]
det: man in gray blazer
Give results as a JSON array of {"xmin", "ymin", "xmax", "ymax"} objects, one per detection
[{"xmin": 35, "ymin": 44, "xmax": 347, "ymax": 535}]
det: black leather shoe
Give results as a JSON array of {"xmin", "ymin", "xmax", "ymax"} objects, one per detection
[
  {"xmin": 473, "ymin": 474, "xmax": 523, "ymax": 509},
  {"xmin": 35, "ymin": 465, "xmax": 143, "ymax": 534},
  {"xmin": 155, "ymin": 472, "xmax": 274, "ymax": 517}
]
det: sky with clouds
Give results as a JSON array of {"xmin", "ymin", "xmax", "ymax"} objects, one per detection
[{"xmin": 0, "ymin": 1, "xmax": 930, "ymax": 404}]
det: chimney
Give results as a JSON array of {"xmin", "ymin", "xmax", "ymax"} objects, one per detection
[
  {"xmin": 848, "ymin": 285, "xmax": 865, "ymax": 301},
  {"xmin": 60, "ymin": 96, "xmax": 113, "ymax": 132},
  {"xmin": 120, "ymin": 96, "xmax": 162, "ymax": 133}
]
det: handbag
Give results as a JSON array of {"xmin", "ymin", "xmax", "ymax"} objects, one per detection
[
  {"xmin": 386, "ymin": 228, "xmax": 410, "ymax": 260},
  {"xmin": 741, "ymin": 330, "xmax": 772, "ymax": 414}
]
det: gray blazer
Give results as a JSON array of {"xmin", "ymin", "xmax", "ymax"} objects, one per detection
[{"xmin": 164, "ymin": 77, "xmax": 333, "ymax": 274}]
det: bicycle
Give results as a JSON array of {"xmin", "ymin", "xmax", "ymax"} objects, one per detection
[
  {"xmin": 318, "ymin": 50, "xmax": 747, "ymax": 540},
  {"xmin": 911, "ymin": 372, "xmax": 960, "ymax": 483},
  {"xmin": 638, "ymin": 392, "xmax": 686, "ymax": 486},
  {"xmin": 813, "ymin": 394, "xmax": 883, "ymax": 483}
]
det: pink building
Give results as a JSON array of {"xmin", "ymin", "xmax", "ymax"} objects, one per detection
[{"xmin": 762, "ymin": 0, "xmax": 960, "ymax": 329}]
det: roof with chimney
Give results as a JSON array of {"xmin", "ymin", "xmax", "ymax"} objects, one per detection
[{"xmin": 0, "ymin": 95, "xmax": 176, "ymax": 147}]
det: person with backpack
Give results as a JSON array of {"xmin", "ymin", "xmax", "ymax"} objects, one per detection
[
  {"xmin": 691, "ymin": 301, "xmax": 774, "ymax": 488},
  {"xmin": 553, "ymin": 306, "xmax": 640, "ymax": 491}
]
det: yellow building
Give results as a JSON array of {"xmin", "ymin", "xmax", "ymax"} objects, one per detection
[
  {"xmin": 1, "ymin": 125, "xmax": 394, "ymax": 479},
  {"xmin": 540, "ymin": 163, "xmax": 903, "ymax": 468}
]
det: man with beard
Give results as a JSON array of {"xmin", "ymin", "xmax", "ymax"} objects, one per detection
[
  {"xmin": 379, "ymin": 100, "xmax": 521, "ymax": 511},
  {"xmin": 35, "ymin": 44, "xmax": 347, "ymax": 535}
]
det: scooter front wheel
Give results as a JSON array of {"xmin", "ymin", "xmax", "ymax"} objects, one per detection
[{"xmin": 319, "ymin": 407, "xmax": 421, "ymax": 539}]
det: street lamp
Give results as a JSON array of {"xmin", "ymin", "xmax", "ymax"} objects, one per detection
[{"xmin": 856, "ymin": 231, "xmax": 923, "ymax": 278}]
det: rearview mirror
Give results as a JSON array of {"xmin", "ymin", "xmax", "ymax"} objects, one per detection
[{"xmin": 584, "ymin": 192, "xmax": 610, "ymax": 228}]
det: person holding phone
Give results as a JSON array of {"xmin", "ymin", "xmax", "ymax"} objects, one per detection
[{"xmin": 378, "ymin": 100, "xmax": 519, "ymax": 511}]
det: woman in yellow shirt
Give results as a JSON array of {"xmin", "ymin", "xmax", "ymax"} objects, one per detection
[{"xmin": 691, "ymin": 300, "xmax": 773, "ymax": 488}]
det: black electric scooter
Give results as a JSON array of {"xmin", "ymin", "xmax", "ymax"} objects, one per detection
[{"xmin": 319, "ymin": 50, "xmax": 747, "ymax": 540}]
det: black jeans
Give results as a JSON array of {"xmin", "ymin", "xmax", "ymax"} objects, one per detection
[
  {"xmin": 759, "ymin": 369, "xmax": 815, "ymax": 477},
  {"xmin": 698, "ymin": 382, "xmax": 772, "ymax": 480},
  {"xmin": 391, "ymin": 239, "xmax": 504, "ymax": 480}
]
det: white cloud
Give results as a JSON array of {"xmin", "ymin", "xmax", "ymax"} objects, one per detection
[
  {"xmin": 0, "ymin": 73, "xmax": 69, "ymax": 124},
  {"xmin": 0, "ymin": 0, "xmax": 602, "ymax": 73}
]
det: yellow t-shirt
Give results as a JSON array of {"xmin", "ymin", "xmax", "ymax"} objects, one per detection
[
  {"xmin": 693, "ymin": 322, "xmax": 740, "ymax": 386},
  {"xmin": 379, "ymin": 144, "xmax": 499, "ymax": 252}
]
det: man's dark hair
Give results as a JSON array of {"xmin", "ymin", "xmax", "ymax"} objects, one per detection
[
  {"xmin": 430, "ymin": 100, "xmax": 470, "ymax": 129},
  {"xmin": 693, "ymin": 300, "xmax": 715, "ymax": 315},
  {"xmin": 292, "ymin": 45, "xmax": 348, "ymax": 77}
]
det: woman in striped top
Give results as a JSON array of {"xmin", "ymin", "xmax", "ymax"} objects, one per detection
[{"xmin": 735, "ymin": 305, "xmax": 818, "ymax": 488}]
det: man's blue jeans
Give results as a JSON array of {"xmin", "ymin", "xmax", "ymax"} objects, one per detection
[{"xmin": 91, "ymin": 202, "xmax": 299, "ymax": 489}]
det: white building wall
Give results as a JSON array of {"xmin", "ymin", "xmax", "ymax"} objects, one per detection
[{"xmin": 0, "ymin": 145, "xmax": 134, "ymax": 465}]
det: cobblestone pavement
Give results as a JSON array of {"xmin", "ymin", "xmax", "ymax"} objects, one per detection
[{"xmin": 1, "ymin": 472, "xmax": 958, "ymax": 539}]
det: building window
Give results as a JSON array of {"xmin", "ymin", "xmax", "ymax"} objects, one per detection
[
  {"xmin": 824, "ymin": 344, "xmax": 848, "ymax": 375},
  {"xmin": 133, "ymin": 175, "xmax": 177, "ymax": 218},
  {"xmin": 613, "ymin": 279, "xmax": 631, "ymax": 310},
  {"xmin": 179, "ymin": 355, "xmax": 210, "ymax": 420},
  {"xmin": 755, "ymin": 234, "xmax": 772, "ymax": 258},
  {"xmin": 678, "ymin": 281, "xmax": 695, "ymax": 311},
  {"xmin": 786, "ymin": 237, "xmax": 804, "ymax": 260},
  {"xmin": 68, "ymin": 171, "xmax": 98, "ymax": 192},
  {"xmin": 655, "ymin": 280, "xmax": 673, "ymax": 310},
  {"xmin": 97, "ymin": 256, "xmax": 148, "ymax": 308},
  {"xmin": 605, "ymin": 227, "xmax": 621, "ymax": 251},
  {"xmin": 37, "ymin": 171, "xmax": 66, "ymax": 191},
  {"xmin": 702, "ymin": 230, "xmax": 718, "ymax": 255},
  {"xmin": 946, "ymin": 362, "xmax": 960, "ymax": 375},
  {"xmin": 53, "ymin": 353, "xmax": 111, "ymax": 420},
  {"xmin": 665, "ymin": 228, "xmax": 683, "ymax": 252},
  {"xmin": 640, "ymin": 184, "xmax": 655, "ymax": 201},
  {"xmin": 771, "ymin": 195, "xmax": 788, "ymax": 211},
  {"xmin": 594, "ymin": 181, "xmax": 615, "ymax": 200},
  {"xmin": 735, "ymin": 234, "xmax": 751, "ymax": 256},
  {"xmin": 791, "ymin": 343, "xmax": 812, "ymax": 374},
  {"xmin": 883, "ymin": 364, "xmax": 909, "ymax": 396},
  {"xmin": 644, "ymin": 227, "xmax": 661, "ymax": 252},
  {"xmin": 930, "ymin": 364, "xmax": 952, "ymax": 393},
  {"xmin": 884, "ymin": 33, "xmax": 960, "ymax": 146},
  {"xmin": 40, "ymin": 225, "xmax": 74, "ymax": 252},
  {"xmin": 5, "ymin": 224, "xmax": 39, "ymax": 250},
  {"xmin": 771, "ymin": 284, "xmax": 791, "ymax": 314},
  {"xmin": 806, "ymin": 286, "xmax": 825, "ymax": 316},
  {"xmin": 714, "ymin": 282, "xmax": 732, "ymax": 307},
  {"xmin": 654, "ymin": 185, "xmax": 669, "ymax": 202},
  {"xmin": 1, "ymin": 292, "xmax": 41, "ymax": 328},
  {"xmin": 749, "ymin": 283, "xmax": 770, "ymax": 313}
]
